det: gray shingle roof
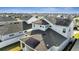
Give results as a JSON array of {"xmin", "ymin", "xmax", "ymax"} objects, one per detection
[
  {"xmin": 45, "ymin": 15, "xmax": 73, "ymax": 26},
  {"xmin": 23, "ymin": 21, "xmax": 32, "ymax": 30},
  {"xmin": 20, "ymin": 15, "xmax": 32, "ymax": 20},
  {"xmin": 0, "ymin": 17, "xmax": 15, "ymax": 22},
  {"xmin": 24, "ymin": 28, "xmax": 67, "ymax": 49},
  {"xmin": 0, "ymin": 22, "xmax": 23, "ymax": 35},
  {"xmin": 55, "ymin": 17, "xmax": 72, "ymax": 26},
  {"xmin": 33, "ymin": 19, "xmax": 48, "ymax": 25}
]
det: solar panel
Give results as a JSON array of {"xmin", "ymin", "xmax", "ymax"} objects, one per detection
[{"xmin": 25, "ymin": 37, "xmax": 40, "ymax": 48}]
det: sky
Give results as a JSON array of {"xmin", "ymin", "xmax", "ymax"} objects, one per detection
[{"xmin": 0, "ymin": 7, "xmax": 79, "ymax": 13}]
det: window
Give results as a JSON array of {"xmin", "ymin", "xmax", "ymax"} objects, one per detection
[
  {"xmin": 40, "ymin": 25, "xmax": 44, "ymax": 28},
  {"xmin": 49, "ymin": 26, "xmax": 51, "ymax": 27},
  {"xmin": 63, "ymin": 28, "xmax": 66, "ymax": 33},
  {"xmin": 40, "ymin": 25, "xmax": 42, "ymax": 27}
]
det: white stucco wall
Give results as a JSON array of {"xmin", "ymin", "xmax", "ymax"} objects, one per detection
[
  {"xmin": 1, "ymin": 31, "xmax": 24, "ymax": 41},
  {"xmin": 67, "ymin": 21, "xmax": 74, "ymax": 38},
  {"xmin": 32, "ymin": 23, "xmax": 49, "ymax": 31},
  {"xmin": 0, "ymin": 35, "xmax": 21, "ymax": 48},
  {"xmin": 50, "ymin": 22, "xmax": 74, "ymax": 39},
  {"xmin": 50, "ymin": 25, "xmax": 69, "ymax": 38}
]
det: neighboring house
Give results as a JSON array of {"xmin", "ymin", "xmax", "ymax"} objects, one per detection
[
  {"xmin": 15, "ymin": 14, "xmax": 33, "ymax": 30},
  {"xmin": 22, "ymin": 21, "xmax": 32, "ymax": 30},
  {"xmin": 0, "ymin": 16, "xmax": 33, "ymax": 41},
  {"xmin": 0, "ymin": 15, "xmax": 33, "ymax": 48},
  {"xmin": 73, "ymin": 17, "xmax": 79, "ymax": 30},
  {"xmin": 0, "ymin": 21, "xmax": 23, "ymax": 41},
  {"xmin": 0, "ymin": 21, "xmax": 24, "ymax": 48},
  {"xmin": 43, "ymin": 15, "xmax": 74, "ymax": 39},
  {"xmin": 18, "ymin": 14, "xmax": 32, "ymax": 22},
  {"xmin": 0, "ymin": 16, "xmax": 16, "ymax": 22},
  {"xmin": 26, "ymin": 15, "xmax": 49, "ymax": 31}
]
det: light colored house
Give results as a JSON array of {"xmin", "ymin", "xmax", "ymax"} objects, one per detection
[
  {"xmin": 43, "ymin": 15, "xmax": 74, "ymax": 39},
  {"xmin": 20, "ymin": 14, "xmax": 74, "ymax": 51},
  {"xmin": 0, "ymin": 21, "xmax": 24, "ymax": 48},
  {"xmin": 32, "ymin": 19, "xmax": 49, "ymax": 31},
  {"xmin": 0, "ymin": 16, "xmax": 32, "ymax": 48},
  {"xmin": 25, "ymin": 15, "xmax": 74, "ymax": 39},
  {"xmin": 27, "ymin": 15, "xmax": 74, "ymax": 39},
  {"xmin": 26, "ymin": 15, "xmax": 49, "ymax": 31}
]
